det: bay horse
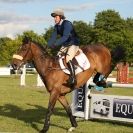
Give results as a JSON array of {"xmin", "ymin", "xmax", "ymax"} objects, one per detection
[{"xmin": 11, "ymin": 39, "xmax": 124, "ymax": 133}]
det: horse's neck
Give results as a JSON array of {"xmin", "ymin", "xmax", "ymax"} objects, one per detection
[
  {"xmin": 32, "ymin": 46, "xmax": 50, "ymax": 78},
  {"xmin": 34, "ymin": 57, "xmax": 48, "ymax": 73}
]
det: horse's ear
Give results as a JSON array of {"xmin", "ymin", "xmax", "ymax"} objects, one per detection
[{"xmin": 23, "ymin": 37, "xmax": 31, "ymax": 44}]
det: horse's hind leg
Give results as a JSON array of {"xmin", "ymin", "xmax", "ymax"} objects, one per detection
[
  {"xmin": 93, "ymin": 72, "xmax": 107, "ymax": 87},
  {"xmin": 58, "ymin": 95, "xmax": 77, "ymax": 131},
  {"xmin": 93, "ymin": 72, "xmax": 101, "ymax": 83}
]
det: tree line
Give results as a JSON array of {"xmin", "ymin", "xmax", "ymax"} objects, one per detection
[{"xmin": 0, "ymin": 9, "xmax": 133, "ymax": 66}]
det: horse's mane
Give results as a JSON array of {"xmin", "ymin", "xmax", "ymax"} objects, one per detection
[
  {"xmin": 22, "ymin": 38, "xmax": 50, "ymax": 56},
  {"xmin": 30, "ymin": 41, "xmax": 57, "ymax": 62}
]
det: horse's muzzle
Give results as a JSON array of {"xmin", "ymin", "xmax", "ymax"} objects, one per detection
[{"xmin": 12, "ymin": 63, "xmax": 18, "ymax": 70}]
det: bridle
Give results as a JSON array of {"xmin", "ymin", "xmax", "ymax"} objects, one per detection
[{"xmin": 12, "ymin": 42, "xmax": 32, "ymax": 69}]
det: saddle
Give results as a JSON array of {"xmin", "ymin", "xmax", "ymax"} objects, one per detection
[{"xmin": 59, "ymin": 49, "xmax": 90, "ymax": 75}]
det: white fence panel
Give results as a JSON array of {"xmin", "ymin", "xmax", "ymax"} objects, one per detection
[{"xmin": 0, "ymin": 67, "xmax": 10, "ymax": 75}]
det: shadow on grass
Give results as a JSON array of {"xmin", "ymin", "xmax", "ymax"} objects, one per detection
[
  {"xmin": 0, "ymin": 103, "xmax": 68, "ymax": 132},
  {"xmin": 89, "ymin": 118, "xmax": 133, "ymax": 128},
  {"xmin": 0, "ymin": 103, "xmax": 133, "ymax": 132}
]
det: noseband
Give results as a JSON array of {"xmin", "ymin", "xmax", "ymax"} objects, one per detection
[{"xmin": 13, "ymin": 54, "xmax": 23, "ymax": 60}]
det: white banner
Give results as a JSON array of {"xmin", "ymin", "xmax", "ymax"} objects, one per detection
[
  {"xmin": 90, "ymin": 94, "xmax": 133, "ymax": 122},
  {"xmin": 71, "ymin": 79, "xmax": 91, "ymax": 120}
]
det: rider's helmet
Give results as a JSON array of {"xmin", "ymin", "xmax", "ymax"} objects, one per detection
[{"xmin": 51, "ymin": 8, "xmax": 66, "ymax": 19}]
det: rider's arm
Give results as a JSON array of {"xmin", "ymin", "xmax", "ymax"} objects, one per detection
[
  {"xmin": 48, "ymin": 27, "xmax": 57, "ymax": 48},
  {"xmin": 55, "ymin": 21, "xmax": 72, "ymax": 46}
]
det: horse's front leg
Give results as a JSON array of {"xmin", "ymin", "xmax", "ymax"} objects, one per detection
[
  {"xmin": 58, "ymin": 95, "xmax": 77, "ymax": 132},
  {"xmin": 40, "ymin": 90, "xmax": 59, "ymax": 133}
]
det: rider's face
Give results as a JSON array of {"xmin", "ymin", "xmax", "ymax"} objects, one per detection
[{"xmin": 54, "ymin": 16, "xmax": 61, "ymax": 24}]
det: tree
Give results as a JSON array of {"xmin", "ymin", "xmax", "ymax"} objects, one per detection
[
  {"xmin": 126, "ymin": 18, "xmax": 133, "ymax": 30},
  {"xmin": 94, "ymin": 10, "xmax": 126, "ymax": 32},
  {"xmin": 73, "ymin": 21, "xmax": 94, "ymax": 45},
  {"xmin": 93, "ymin": 9, "xmax": 127, "ymax": 52},
  {"xmin": 93, "ymin": 10, "xmax": 126, "ymax": 45},
  {"xmin": 43, "ymin": 27, "xmax": 54, "ymax": 42},
  {"xmin": 0, "ymin": 30, "xmax": 47, "ymax": 66},
  {"xmin": 0, "ymin": 37, "xmax": 23, "ymax": 66},
  {"xmin": 19, "ymin": 30, "xmax": 46, "ymax": 46},
  {"xmin": 0, "ymin": 37, "xmax": 12, "ymax": 65},
  {"xmin": 123, "ymin": 17, "xmax": 133, "ymax": 62}
]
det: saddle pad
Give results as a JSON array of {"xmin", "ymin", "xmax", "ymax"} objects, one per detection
[{"xmin": 59, "ymin": 52, "xmax": 90, "ymax": 75}]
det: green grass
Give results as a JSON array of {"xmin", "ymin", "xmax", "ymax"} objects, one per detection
[{"xmin": 0, "ymin": 75, "xmax": 133, "ymax": 133}]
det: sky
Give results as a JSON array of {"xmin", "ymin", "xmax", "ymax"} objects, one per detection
[{"xmin": 0, "ymin": 0, "xmax": 133, "ymax": 39}]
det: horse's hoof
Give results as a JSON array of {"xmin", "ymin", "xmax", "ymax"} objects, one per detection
[{"xmin": 68, "ymin": 127, "xmax": 76, "ymax": 132}]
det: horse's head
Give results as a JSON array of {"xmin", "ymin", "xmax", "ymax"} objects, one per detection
[{"xmin": 12, "ymin": 39, "xmax": 33, "ymax": 70}]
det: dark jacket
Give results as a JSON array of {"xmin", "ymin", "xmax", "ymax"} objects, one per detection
[{"xmin": 48, "ymin": 20, "xmax": 79, "ymax": 47}]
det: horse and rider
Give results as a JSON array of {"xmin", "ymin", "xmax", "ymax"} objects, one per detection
[{"xmin": 11, "ymin": 8, "xmax": 125, "ymax": 133}]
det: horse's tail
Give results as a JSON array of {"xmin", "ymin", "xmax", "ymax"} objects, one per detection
[{"xmin": 110, "ymin": 45, "xmax": 126, "ymax": 71}]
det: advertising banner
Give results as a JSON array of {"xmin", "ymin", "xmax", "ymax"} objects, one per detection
[
  {"xmin": 71, "ymin": 79, "xmax": 91, "ymax": 119},
  {"xmin": 90, "ymin": 94, "xmax": 133, "ymax": 122},
  {"xmin": 72, "ymin": 84, "xmax": 86, "ymax": 118}
]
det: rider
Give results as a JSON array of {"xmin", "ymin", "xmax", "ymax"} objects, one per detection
[{"xmin": 48, "ymin": 8, "xmax": 80, "ymax": 87}]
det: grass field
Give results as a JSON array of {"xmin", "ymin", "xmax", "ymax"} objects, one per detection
[{"xmin": 0, "ymin": 75, "xmax": 133, "ymax": 133}]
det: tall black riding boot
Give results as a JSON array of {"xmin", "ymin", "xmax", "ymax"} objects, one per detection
[{"xmin": 67, "ymin": 61, "xmax": 77, "ymax": 88}]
